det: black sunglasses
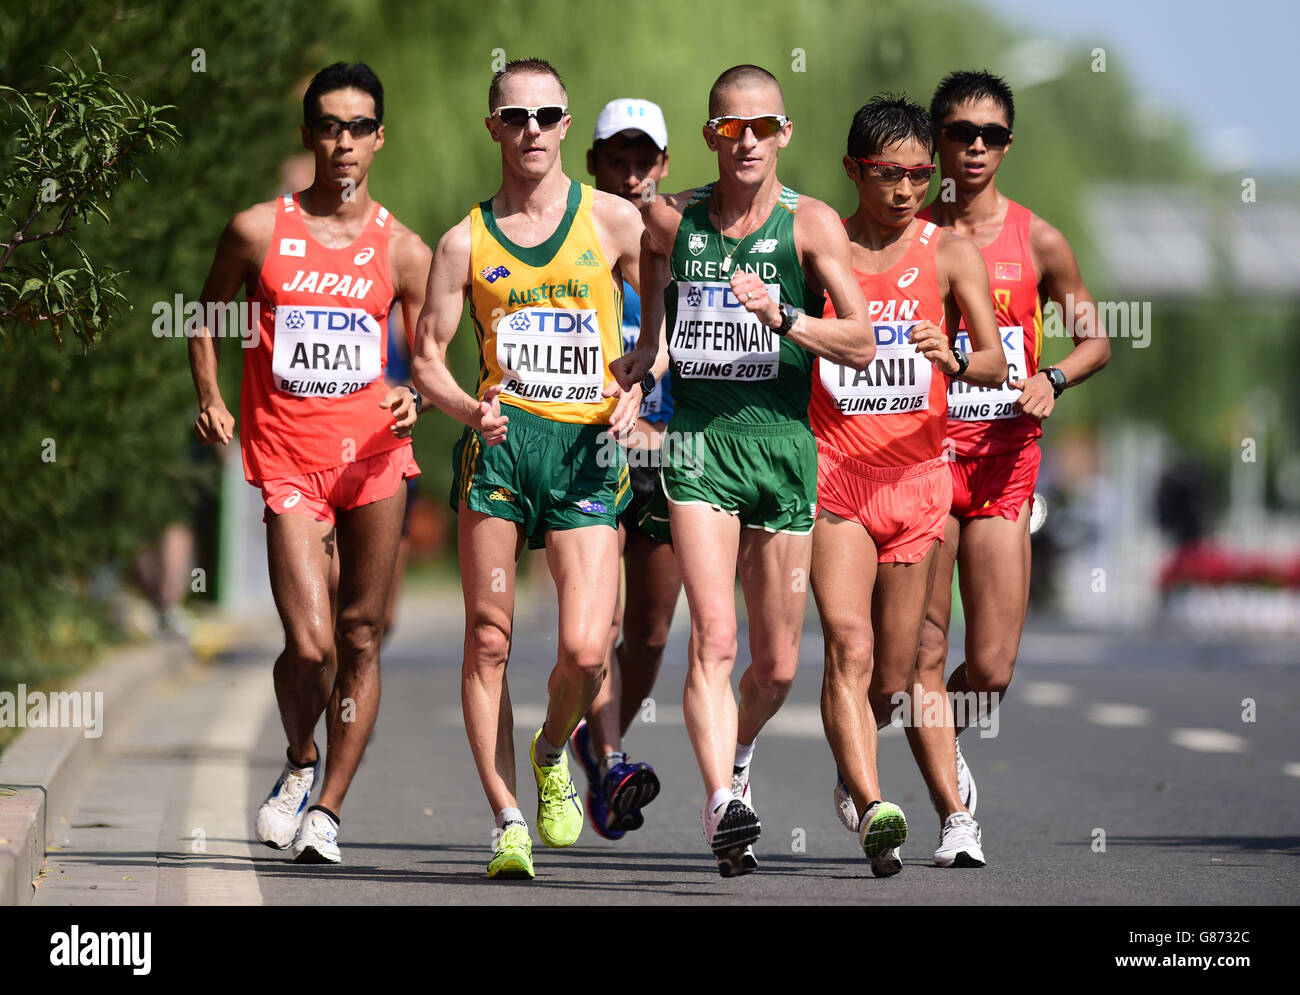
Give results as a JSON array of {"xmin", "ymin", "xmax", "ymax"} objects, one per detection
[
  {"xmin": 940, "ymin": 121, "xmax": 1012, "ymax": 148},
  {"xmin": 494, "ymin": 104, "xmax": 567, "ymax": 128},
  {"xmin": 310, "ymin": 115, "xmax": 380, "ymax": 139}
]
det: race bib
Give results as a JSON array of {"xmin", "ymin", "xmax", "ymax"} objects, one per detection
[
  {"xmin": 272, "ymin": 305, "xmax": 382, "ymax": 397},
  {"xmin": 947, "ymin": 326, "xmax": 1026, "ymax": 421},
  {"xmin": 623, "ymin": 324, "xmax": 666, "ymax": 419},
  {"xmin": 819, "ymin": 320, "xmax": 932, "ymax": 415},
  {"xmin": 496, "ymin": 307, "xmax": 604, "ymax": 404},
  {"xmin": 671, "ymin": 281, "xmax": 780, "ymax": 381}
]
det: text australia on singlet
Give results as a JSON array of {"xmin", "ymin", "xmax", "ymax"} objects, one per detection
[
  {"xmin": 272, "ymin": 270, "xmax": 382, "ymax": 397},
  {"xmin": 672, "ymin": 259, "xmax": 780, "ymax": 381},
  {"xmin": 497, "ymin": 279, "xmax": 604, "ymax": 404},
  {"xmin": 820, "ymin": 297, "xmax": 932, "ymax": 414}
]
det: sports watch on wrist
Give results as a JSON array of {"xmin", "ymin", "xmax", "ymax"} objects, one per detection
[
  {"xmin": 641, "ymin": 371, "xmax": 657, "ymax": 395},
  {"xmin": 950, "ymin": 347, "xmax": 969, "ymax": 378},
  {"xmin": 404, "ymin": 385, "xmax": 422, "ymax": 414},
  {"xmin": 1044, "ymin": 366, "xmax": 1067, "ymax": 397},
  {"xmin": 771, "ymin": 302, "xmax": 799, "ymax": 337}
]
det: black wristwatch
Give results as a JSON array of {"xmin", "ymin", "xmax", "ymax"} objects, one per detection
[
  {"xmin": 641, "ymin": 371, "xmax": 657, "ymax": 395},
  {"xmin": 1044, "ymin": 366, "xmax": 1067, "ymax": 398},
  {"xmin": 404, "ymin": 384, "xmax": 422, "ymax": 414},
  {"xmin": 950, "ymin": 347, "xmax": 969, "ymax": 378},
  {"xmin": 771, "ymin": 302, "xmax": 799, "ymax": 337}
]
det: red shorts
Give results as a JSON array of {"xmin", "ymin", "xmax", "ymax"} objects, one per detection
[
  {"xmin": 256, "ymin": 445, "xmax": 421, "ymax": 524},
  {"xmin": 949, "ymin": 443, "xmax": 1040, "ymax": 521},
  {"xmin": 816, "ymin": 442, "xmax": 950, "ymax": 563}
]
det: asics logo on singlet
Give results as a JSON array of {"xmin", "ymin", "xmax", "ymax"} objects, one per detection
[
  {"xmin": 897, "ymin": 267, "xmax": 920, "ymax": 289},
  {"xmin": 751, "ymin": 238, "xmax": 778, "ymax": 254},
  {"xmin": 284, "ymin": 490, "xmax": 302, "ymax": 509},
  {"xmin": 481, "ymin": 264, "xmax": 511, "ymax": 283},
  {"xmin": 688, "ymin": 233, "xmax": 707, "ymax": 256},
  {"xmin": 353, "ymin": 246, "xmax": 375, "ymax": 266}
]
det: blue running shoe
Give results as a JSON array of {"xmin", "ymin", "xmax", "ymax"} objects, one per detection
[
  {"xmin": 602, "ymin": 760, "xmax": 660, "ymax": 834},
  {"xmin": 568, "ymin": 722, "xmax": 624, "ymax": 840}
]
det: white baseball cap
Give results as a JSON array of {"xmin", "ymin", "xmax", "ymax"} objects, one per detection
[{"xmin": 592, "ymin": 98, "xmax": 668, "ymax": 151}]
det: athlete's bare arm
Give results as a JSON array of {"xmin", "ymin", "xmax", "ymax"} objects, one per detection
[
  {"xmin": 610, "ymin": 190, "xmax": 690, "ymax": 389},
  {"xmin": 592, "ymin": 190, "xmax": 646, "ymax": 435},
  {"xmin": 934, "ymin": 230, "xmax": 1007, "ymax": 387},
  {"xmin": 411, "ymin": 217, "xmax": 509, "ymax": 445},
  {"xmin": 729, "ymin": 195, "xmax": 874, "ymax": 369},
  {"xmin": 383, "ymin": 223, "xmax": 434, "ymax": 438},
  {"xmin": 1020, "ymin": 215, "xmax": 1111, "ymax": 418},
  {"xmin": 189, "ymin": 202, "xmax": 274, "ymax": 445}
]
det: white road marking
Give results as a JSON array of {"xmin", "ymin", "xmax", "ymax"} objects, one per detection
[
  {"xmin": 182, "ymin": 664, "xmax": 277, "ymax": 904},
  {"xmin": 1087, "ymin": 703, "xmax": 1152, "ymax": 727},
  {"xmin": 1281, "ymin": 762, "xmax": 1300, "ymax": 778},
  {"xmin": 1169, "ymin": 728, "xmax": 1248, "ymax": 754},
  {"xmin": 1019, "ymin": 681, "xmax": 1076, "ymax": 707}
]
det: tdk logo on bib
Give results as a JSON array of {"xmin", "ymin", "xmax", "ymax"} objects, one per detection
[
  {"xmin": 281, "ymin": 309, "xmax": 378, "ymax": 334},
  {"xmin": 683, "ymin": 284, "xmax": 753, "ymax": 309},
  {"xmin": 504, "ymin": 308, "xmax": 598, "ymax": 335}
]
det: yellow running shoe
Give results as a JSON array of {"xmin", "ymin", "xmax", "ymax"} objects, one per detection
[
  {"xmin": 487, "ymin": 823, "xmax": 535, "ymax": 879},
  {"xmin": 531, "ymin": 728, "xmax": 583, "ymax": 847}
]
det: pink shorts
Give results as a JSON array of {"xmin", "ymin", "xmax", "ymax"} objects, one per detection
[
  {"xmin": 257, "ymin": 446, "xmax": 420, "ymax": 524},
  {"xmin": 816, "ymin": 442, "xmax": 950, "ymax": 563},
  {"xmin": 949, "ymin": 444, "xmax": 1040, "ymax": 522}
]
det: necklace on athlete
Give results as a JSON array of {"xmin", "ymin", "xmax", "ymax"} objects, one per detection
[{"xmin": 714, "ymin": 188, "xmax": 770, "ymax": 274}]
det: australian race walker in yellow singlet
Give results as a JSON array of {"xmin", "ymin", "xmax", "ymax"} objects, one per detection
[{"xmin": 413, "ymin": 58, "xmax": 647, "ymax": 881}]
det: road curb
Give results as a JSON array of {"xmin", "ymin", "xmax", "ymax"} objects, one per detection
[{"xmin": 0, "ymin": 637, "xmax": 199, "ymax": 905}]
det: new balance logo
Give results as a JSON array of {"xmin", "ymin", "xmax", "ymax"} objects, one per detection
[
  {"xmin": 751, "ymin": 238, "xmax": 778, "ymax": 254},
  {"xmin": 481, "ymin": 265, "xmax": 511, "ymax": 283},
  {"xmin": 574, "ymin": 249, "xmax": 600, "ymax": 267}
]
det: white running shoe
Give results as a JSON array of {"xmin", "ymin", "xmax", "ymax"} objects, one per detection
[
  {"xmin": 255, "ymin": 753, "xmax": 317, "ymax": 849},
  {"xmin": 731, "ymin": 764, "xmax": 753, "ymax": 812},
  {"xmin": 704, "ymin": 795, "xmax": 761, "ymax": 878},
  {"xmin": 870, "ymin": 847, "xmax": 902, "ymax": 878},
  {"xmin": 834, "ymin": 771, "xmax": 859, "ymax": 833},
  {"xmin": 956, "ymin": 742, "xmax": 977, "ymax": 815},
  {"xmin": 292, "ymin": 808, "xmax": 341, "ymax": 864},
  {"xmin": 933, "ymin": 812, "xmax": 985, "ymax": 868}
]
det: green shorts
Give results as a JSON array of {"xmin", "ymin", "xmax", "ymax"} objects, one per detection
[
  {"xmin": 638, "ymin": 411, "xmax": 817, "ymax": 541},
  {"xmin": 451, "ymin": 403, "xmax": 629, "ymax": 549}
]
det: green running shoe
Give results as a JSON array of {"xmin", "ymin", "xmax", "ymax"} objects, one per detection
[
  {"xmin": 859, "ymin": 800, "xmax": 908, "ymax": 860},
  {"xmin": 531, "ymin": 728, "xmax": 583, "ymax": 847},
  {"xmin": 487, "ymin": 823, "xmax": 534, "ymax": 879}
]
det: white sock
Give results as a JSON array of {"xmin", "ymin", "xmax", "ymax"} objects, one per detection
[
  {"xmin": 704, "ymin": 788, "xmax": 734, "ymax": 824},
  {"xmin": 535, "ymin": 730, "xmax": 565, "ymax": 767},
  {"xmin": 600, "ymin": 751, "xmax": 627, "ymax": 779},
  {"xmin": 496, "ymin": 807, "xmax": 525, "ymax": 830},
  {"xmin": 734, "ymin": 739, "xmax": 756, "ymax": 770}
]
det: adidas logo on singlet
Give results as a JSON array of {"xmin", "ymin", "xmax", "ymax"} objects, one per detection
[{"xmin": 574, "ymin": 249, "xmax": 599, "ymax": 267}]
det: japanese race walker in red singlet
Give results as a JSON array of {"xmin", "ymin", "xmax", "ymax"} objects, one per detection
[
  {"xmin": 897, "ymin": 70, "xmax": 1111, "ymax": 867},
  {"xmin": 188, "ymin": 63, "xmax": 432, "ymax": 863}
]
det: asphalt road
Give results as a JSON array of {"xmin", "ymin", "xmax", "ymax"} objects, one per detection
[{"xmin": 34, "ymin": 584, "xmax": 1300, "ymax": 906}]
